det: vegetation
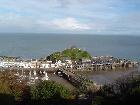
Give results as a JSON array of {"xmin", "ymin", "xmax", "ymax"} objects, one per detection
[
  {"xmin": 92, "ymin": 76, "xmax": 140, "ymax": 105},
  {"xmin": 0, "ymin": 71, "xmax": 75, "ymax": 105},
  {"xmin": 0, "ymin": 71, "xmax": 28, "ymax": 101},
  {"xmin": 0, "ymin": 70, "xmax": 140, "ymax": 105},
  {"xmin": 46, "ymin": 47, "xmax": 92, "ymax": 62},
  {"xmin": 0, "ymin": 71, "xmax": 29, "ymax": 105},
  {"xmin": 31, "ymin": 80, "xmax": 72, "ymax": 100}
]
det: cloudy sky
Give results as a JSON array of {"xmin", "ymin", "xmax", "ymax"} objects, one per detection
[{"xmin": 0, "ymin": 0, "xmax": 140, "ymax": 35}]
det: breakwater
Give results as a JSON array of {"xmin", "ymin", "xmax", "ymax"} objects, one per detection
[
  {"xmin": 55, "ymin": 69, "xmax": 101, "ymax": 92},
  {"xmin": 55, "ymin": 64, "xmax": 140, "ymax": 91}
]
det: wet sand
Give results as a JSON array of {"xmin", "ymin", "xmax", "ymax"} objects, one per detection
[
  {"xmin": 48, "ymin": 73, "xmax": 76, "ymax": 91},
  {"xmin": 75, "ymin": 67, "xmax": 140, "ymax": 85}
]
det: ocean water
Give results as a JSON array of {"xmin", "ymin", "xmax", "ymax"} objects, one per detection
[{"xmin": 0, "ymin": 33, "xmax": 140, "ymax": 61}]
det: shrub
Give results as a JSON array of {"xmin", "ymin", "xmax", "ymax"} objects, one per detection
[{"xmin": 30, "ymin": 80, "xmax": 71, "ymax": 100}]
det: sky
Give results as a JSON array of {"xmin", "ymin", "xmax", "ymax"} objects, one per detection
[{"xmin": 0, "ymin": 0, "xmax": 140, "ymax": 35}]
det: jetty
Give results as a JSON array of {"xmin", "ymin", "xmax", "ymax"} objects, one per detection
[{"xmin": 55, "ymin": 69, "xmax": 102, "ymax": 92}]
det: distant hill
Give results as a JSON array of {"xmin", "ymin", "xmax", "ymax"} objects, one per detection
[
  {"xmin": 0, "ymin": 56, "xmax": 22, "ymax": 61},
  {"xmin": 46, "ymin": 47, "xmax": 92, "ymax": 62}
]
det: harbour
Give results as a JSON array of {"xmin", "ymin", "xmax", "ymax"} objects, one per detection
[{"xmin": 1, "ymin": 65, "xmax": 139, "ymax": 92}]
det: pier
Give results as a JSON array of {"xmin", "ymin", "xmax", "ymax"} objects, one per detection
[{"xmin": 55, "ymin": 69, "xmax": 101, "ymax": 92}]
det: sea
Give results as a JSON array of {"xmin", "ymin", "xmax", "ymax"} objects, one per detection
[
  {"xmin": 0, "ymin": 33, "xmax": 140, "ymax": 61},
  {"xmin": 0, "ymin": 33, "xmax": 140, "ymax": 85}
]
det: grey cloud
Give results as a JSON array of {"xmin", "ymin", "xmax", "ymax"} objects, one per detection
[
  {"xmin": 102, "ymin": 12, "xmax": 140, "ymax": 34},
  {"xmin": 53, "ymin": 0, "xmax": 94, "ymax": 8}
]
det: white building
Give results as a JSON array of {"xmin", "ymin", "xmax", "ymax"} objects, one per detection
[
  {"xmin": 55, "ymin": 60, "xmax": 65, "ymax": 68},
  {"xmin": 41, "ymin": 63, "xmax": 51, "ymax": 68}
]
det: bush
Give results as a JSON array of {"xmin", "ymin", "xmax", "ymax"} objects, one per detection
[
  {"xmin": 31, "ymin": 80, "xmax": 71, "ymax": 100},
  {"xmin": 93, "ymin": 77, "xmax": 140, "ymax": 105}
]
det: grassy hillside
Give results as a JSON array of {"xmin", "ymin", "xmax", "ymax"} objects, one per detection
[{"xmin": 47, "ymin": 47, "xmax": 92, "ymax": 61}]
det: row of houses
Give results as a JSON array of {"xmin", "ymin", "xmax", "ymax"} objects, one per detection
[
  {"xmin": 0, "ymin": 56, "xmax": 139, "ymax": 70},
  {"xmin": 0, "ymin": 57, "xmax": 72, "ymax": 69}
]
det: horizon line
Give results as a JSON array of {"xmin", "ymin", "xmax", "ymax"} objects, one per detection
[{"xmin": 0, "ymin": 32, "xmax": 140, "ymax": 36}]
